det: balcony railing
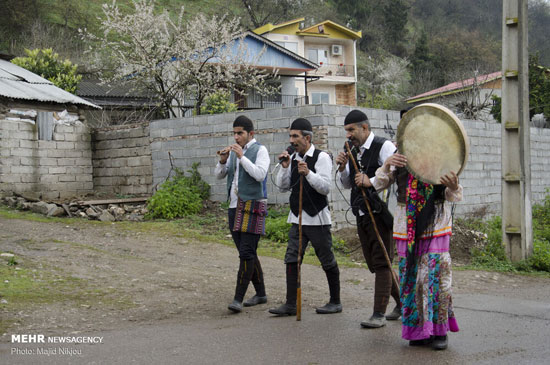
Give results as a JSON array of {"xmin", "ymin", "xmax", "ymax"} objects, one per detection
[
  {"xmin": 232, "ymin": 92, "xmax": 307, "ymax": 109},
  {"xmin": 311, "ymin": 63, "xmax": 355, "ymax": 77}
]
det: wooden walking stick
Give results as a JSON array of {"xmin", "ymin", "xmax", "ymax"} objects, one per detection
[
  {"xmin": 296, "ymin": 175, "xmax": 304, "ymax": 321},
  {"xmin": 345, "ymin": 141, "xmax": 400, "ymax": 292}
]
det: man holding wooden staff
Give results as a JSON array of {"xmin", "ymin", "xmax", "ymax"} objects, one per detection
[
  {"xmin": 335, "ymin": 110, "xmax": 401, "ymax": 328},
  {"xmin": 269, "ymin": 118, "xmax": 342, "ymax": 316},
  {"xmin": 215, "ymin": 116, "xmax": 269, "ymax": 313}
]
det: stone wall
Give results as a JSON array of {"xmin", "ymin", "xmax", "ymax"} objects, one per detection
[
  {"xmin": 149, "ymin": 104, "xmax": 550, "ymax": 228},
  {"xmin": 92, "ymin": 123, "xmax": 153, "ymax": 196},
  {"xmin": 0, "ymin": 103, "xmax": 93, "ymax": 200}
]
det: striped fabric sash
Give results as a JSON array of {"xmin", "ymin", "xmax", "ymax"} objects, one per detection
[{"xmin": 233, "ymin": 198, "xmax": 268, "ymax": 235}]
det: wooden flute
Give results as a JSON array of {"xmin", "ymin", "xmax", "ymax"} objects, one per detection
[{"xmin": 216, "ymin": 146, "xmax": 231, "ymax": 155}]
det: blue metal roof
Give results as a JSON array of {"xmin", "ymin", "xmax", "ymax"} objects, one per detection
[{"xmin": 241, "ymin": 31, "xmax": 318, "ymax": 71}]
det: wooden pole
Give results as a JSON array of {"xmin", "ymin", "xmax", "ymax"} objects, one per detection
[
  {"xmin": 345, "ymin": 141, "xmax": 400, "ymax": 292},
  {"xmin": 296, "ymin": 175, "xmax": 303, "ymax": 321}
]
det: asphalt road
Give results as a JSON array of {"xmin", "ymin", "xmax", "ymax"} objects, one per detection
[{"xmin": 2, "ymin": 292, "xmax": 549, "ymax": 365}]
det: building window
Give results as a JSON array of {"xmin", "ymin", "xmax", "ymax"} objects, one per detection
[
  {"xmin": 275, "ymin": 41, "xmax": 298, "ymax": 53},
  {"xmin": 306, "ymin": 49, "xmax": 328, "ymax": 65},
  {"xmin": 311, "ymin": 92, "xmax": 329, "ymax": 104}
]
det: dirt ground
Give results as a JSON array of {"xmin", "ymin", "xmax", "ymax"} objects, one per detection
[{"xmin": 1, "ymin": 209, "xmax": 548, "ymax": 344}]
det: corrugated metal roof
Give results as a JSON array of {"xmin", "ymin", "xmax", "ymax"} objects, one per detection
[
  {"xmin": 407, "ymin": 71, "xmax": 502, "ymax": 103},
  {"xmin": 77, "ymin": 79, "xmax": 154, "ymax": 98},
  {"xmin": 0, "ymin": 59, "xmax": 100, "ymax": 109}
]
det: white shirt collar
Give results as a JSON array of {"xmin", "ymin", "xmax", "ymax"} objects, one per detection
[
  {"xmin": 295, "ymin": 144, "xmax": 315, "ymax": 161},
  {"xmin": 244, "ymin": 138, "xmax": 257, "ymax": 150},
  {"xmin": 360, "ymin": 132, "xmax": 374, "ymax": 151}
]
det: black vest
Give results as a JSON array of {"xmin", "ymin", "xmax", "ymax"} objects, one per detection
[
  {"xmin": 289, "ymin": 149, "xmax": 328, "ymax": 217},
  {"xmin": 348, "ymin": 135, "xmax": 385, "ymax": 216}
]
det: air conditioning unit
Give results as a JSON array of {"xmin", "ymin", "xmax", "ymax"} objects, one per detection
[{"xmin": 331, "ymin": 44, "xmax": 343, "ymax": 56}]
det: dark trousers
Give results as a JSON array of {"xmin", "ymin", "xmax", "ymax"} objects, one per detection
[
  {"xmin": 228, "ymin": 208, "xmax": 265, "ymax": 301},
  {"xmin": 284, "ymin": 224, "xmax": 340, "ymax": 305},
  {"xmin": 357, "ymin": 214, "xmax": 400, "ymax": 313},
  {"xmin": 284, "ymin": 224, "xmax": 337, "ymax": 270}
]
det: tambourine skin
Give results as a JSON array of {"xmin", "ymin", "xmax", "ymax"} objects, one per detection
[{"xmin": 397, "ymin": 103, "xmax": 469, "ymax": 185}]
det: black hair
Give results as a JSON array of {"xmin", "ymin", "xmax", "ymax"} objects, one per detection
[{"xmin": 233, "ymin": 115, "xmax": 254, "ymax": 132}]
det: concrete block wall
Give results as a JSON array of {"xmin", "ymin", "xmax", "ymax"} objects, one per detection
[
  {"xmin": 92, "ymin": 123, "xmax": 153, "ymax": 196},
  {"xmin": 530, "ymin": 126, "xmax": 550, "ymax": 202},
  {"xmin": 0, "ymin": 107, "xmax": 93, "ymax": 200},
  {"xmin": 150, "ymin": 104, "xmax": 401, "ymax": 227},
  {"xmin": 457, "ymin": 120, "xmax": 503, "ymax": 216},
  {"xmin": 150, "ymin": 104, "xmax": 550, "ymax": 227}
]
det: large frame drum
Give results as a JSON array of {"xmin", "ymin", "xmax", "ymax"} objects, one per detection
[{"xmin": 397, "ymin": 103, "xmax": 469, "ymax": 185}]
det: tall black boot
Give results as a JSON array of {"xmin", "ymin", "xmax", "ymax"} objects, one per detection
[
  {"xmin": 268, "ymin": 263, "xmax": 297, "ymax": 315},
  {"xmin": 286, "ymin": 262, "xmax": 298, "ymax": 306},
  {"xmin": 316, "ymin": 265, "xmax": 343, "ymax": 314},
  {"xmin": 324, "ymin": 265, "xmax": 341, "ymax": 304},
  {"xmin": 233, "ymin": 258, "xmax": 255, "ymax": 302},
  {"xmin": 251, "ymin": 256, "xmax": 266, "ymax": 297}
]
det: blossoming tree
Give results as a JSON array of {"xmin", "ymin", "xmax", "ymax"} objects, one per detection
[{"xmin": 83, "ymin": 0, "xmax": 277, "ymax": 117}]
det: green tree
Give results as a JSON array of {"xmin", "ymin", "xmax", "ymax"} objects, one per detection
[
  {"xmin": 382, "ymin": 0, "xmax": 409, "ymax": 57},
  {"xmin": 236, "ymin": 0, "xmax": 313, "ymax": 28},
  {"xmin": 84, "ymin": 0, "xmax": 276, "ymax": 117},
  {"xmin": 409, "ymin": 30, "xmax": 431, "ymax": 75},
  {"xmin": 11, "ymin": 48, "xmax": 82, "ymax": 94},
  {"xmin": 332, "ymin": 0, "xmax": 382, "ymax": 52},
  {"xmin": 491, "ymin": 54, "xmax": 550, "ymax": 123},
  {"xmin": 0, "ymin": 0, "xmax": 44, "ymax": 50}
]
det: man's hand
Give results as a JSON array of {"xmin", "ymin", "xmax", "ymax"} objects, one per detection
[
  {"xmin": 382, "ymin": 153, "xmax": 407, "ymax": 173},
  {"xmin": 230, "ymin": 144, "xmax": 244, "ymax": 159},
  {"xmin": 335, "ymin": 151, "xmax": 349, "ymax": 172},
  {"xmin": 354, "ymin": 172, "xmax": 372, "ymax": 188},
  {"xmin": 278, "ymin": 150, "xmax": 291, "ymax": 168},
  {"xmin": 297, "ymin": 161, "xmax": 309, "ymax": 176},
  {"xmin": 218, "ymin": 151, "xmax": 229, "ymax": 164},
  {"xmin": 440, "ymin": 171, "xmax": 459, "ymax": 191}
]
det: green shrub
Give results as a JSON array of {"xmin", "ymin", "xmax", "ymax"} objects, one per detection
[
  {"xmin": 533, "ymin": 190, "xmax": 550, "ymax": 243},
  {"xmin": 332, "ymin": 237, "xmax": 347, "ymax": 254},
  {"xmin": 200, "ymin": 91, "xmax": 238, "ymax": 115},
  {"xmin": 470, "ymin": 192, "xmax": 550, "ymax": 273},
  {"xmin": 526, "ymin": 191, "xmax": 550, "ymax": 272},
  {"xmin": 265, "ymin": 206, "xmax": 290, "ymax": 243},
  {"xmin": 470, "ymin": 215, "xmax": 514, "ymax": 271},
  {"xmin": 146, "ymin": 163, "xmax": 209, "ymax": 219},
  {"xmin": 525, "ymin": 239, "xmax": 550, "ymax": 272},
  {"xmin": 185, "ymin": 163, "xmax": 211, "ymax": 200},
  {"xmin": 485, "ymin": 216, "xmax": 503, "ymax": 246}
]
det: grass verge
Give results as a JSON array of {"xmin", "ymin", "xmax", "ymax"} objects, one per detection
[{"xmin": 0, "ymin": 257, "xmax": 133, "ymax": 334}]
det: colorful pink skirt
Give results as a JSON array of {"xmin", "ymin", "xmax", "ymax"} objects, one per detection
[{"xmin": 396, "ymin": 235, "xmax": 459, "ymax": 340}]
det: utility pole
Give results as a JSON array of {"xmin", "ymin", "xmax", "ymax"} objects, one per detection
[{"xmin": 501, "ymin": 0, "xmax": 532, "ymax": 261}]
